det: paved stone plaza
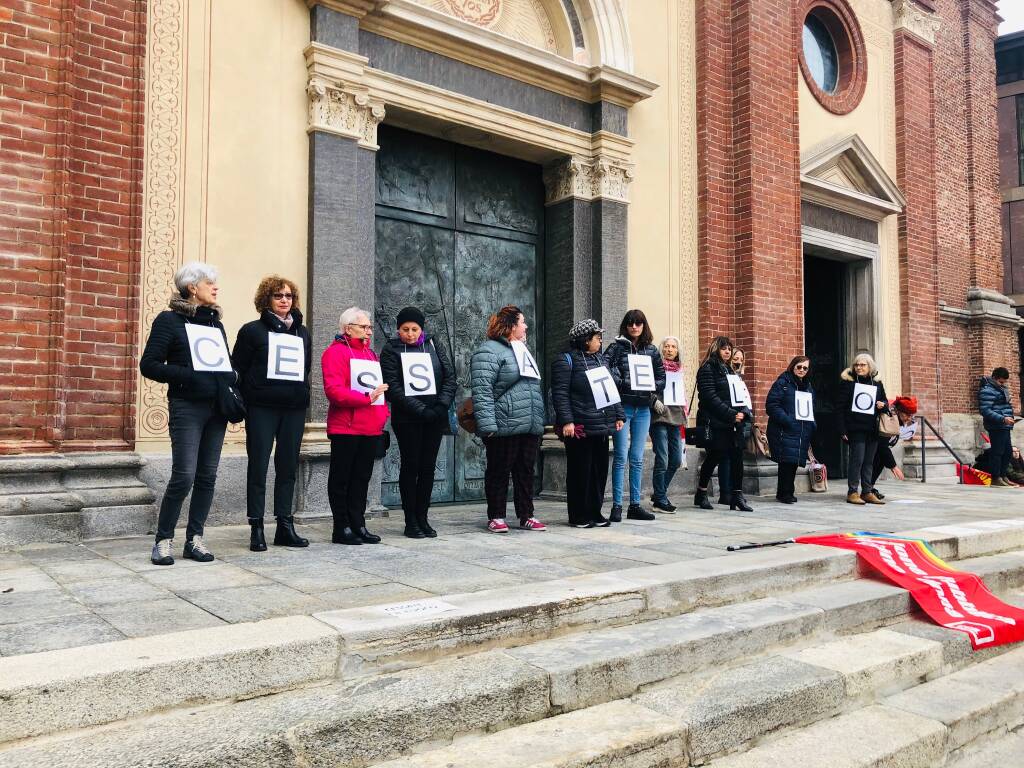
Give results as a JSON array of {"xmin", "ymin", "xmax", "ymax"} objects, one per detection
[{"xmin": 3, "ymin": 481, "xmax": 1024, "ymax": 658}]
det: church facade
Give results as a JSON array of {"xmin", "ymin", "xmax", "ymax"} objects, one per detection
[{"xmin": 0, "ymin": 0, "xmax": 1016, "ymax": 543}]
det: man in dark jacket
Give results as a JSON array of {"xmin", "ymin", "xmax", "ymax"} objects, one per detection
[{"xmin": 979, "ymin": 367, "xmax": 1017, "ymax": 487}]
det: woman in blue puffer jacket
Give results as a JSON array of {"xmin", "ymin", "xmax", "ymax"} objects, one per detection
[
  {"xmin": 470, "ymin": 305, "xmax": 547, "ymax": 533},
  {"xmin": 765, "ymin": 355, "xmax": 816, "ymax": 504}
]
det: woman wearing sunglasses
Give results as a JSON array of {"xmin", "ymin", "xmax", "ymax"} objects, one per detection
[
  {"xmin": 232, "ymin": 275, "xmax": 312, "ymax": 551},
  {"xmin": 765, "ymin": 355, "xmax": 816, "ymax": 503}
]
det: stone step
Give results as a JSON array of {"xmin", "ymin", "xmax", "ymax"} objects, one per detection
[
  {"xmin": 903, "ymin": 440, "xmax": 964, "ymax": 482},
  {"xmin": 946, "ymin": 731, "xmax": 1024, "ymax": 766},
  {"xmin": 3, "ymin": 550, "xmax": 1024, "ymax": 767},
  {"xmin": 1, "ymin": 521, "xmax": 1022, "ymax": 746}
]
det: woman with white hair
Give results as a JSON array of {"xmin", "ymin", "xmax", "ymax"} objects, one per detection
[
  {"xmin": 321, "ymin": 306, "xmax": 389, "ymax": 545},
  {"xmin": 139, "ymin": 261, "xmax": 233, "ymax": 566},
  {"xmin": 836, "ymin": 352, "xmax": 890, "ymax": 505}
]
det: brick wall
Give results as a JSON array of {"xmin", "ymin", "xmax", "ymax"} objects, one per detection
[{"xmin": 0, "ymin": 0, "xmax": 145, "ymax": 454}]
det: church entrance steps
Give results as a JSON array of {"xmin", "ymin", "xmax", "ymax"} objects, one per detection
[{"xmin": 2, "ymin": 529, "xmax": 1024, "ymax": 767}]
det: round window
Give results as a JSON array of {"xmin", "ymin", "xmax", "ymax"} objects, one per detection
[
  {"xmin": 797, "ymin": 0, "xmax": 867, "ymax": 115},
  {"xmin": 803, "ymin": 15, "xmax": 839, "ymax": 94}
]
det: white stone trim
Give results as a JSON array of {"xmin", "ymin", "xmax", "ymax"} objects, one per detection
[
  {"xmin": 542, "ymin": 154, "xmax": 634, "ymax": 204},
  {"xmin": 892, "ymin": 0, "xmax": 941, "ymax": 47}
]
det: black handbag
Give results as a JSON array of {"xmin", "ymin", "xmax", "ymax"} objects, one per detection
[{"xmin": 215, "ymin": 375, "xmax": 246, "ymax": 424}]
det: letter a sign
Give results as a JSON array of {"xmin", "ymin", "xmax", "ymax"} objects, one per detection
[
  {"xmin": 586, "ymin": 367, "xmax": 621, "ymax": 409},
  {"xmin": 401, "ymin": 353, "xmax": 437, "ymax": 396},
  {"xmin": 351, "ymin": 359, "xmax": 386, "ymax": 405},
  {"xmin": 852, "ymin": 383, "xmax": 878, "ymax": 415},
  {"xmin": 795, "ymin": 391, "xmax": 814, "ymax": 422},
  {"xmin": 511, "ymin": 341, "xmax": 541, "ymax": 379},
  {"xmin": 185, "ymin": 325, "xmax": 232, "ymax": 373},
  {"xmin": 266, "ymin": 333, "xmax": 305, "ymax": 381}
]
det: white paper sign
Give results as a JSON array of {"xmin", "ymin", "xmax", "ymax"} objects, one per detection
[
  {"xmin": 351, "ymin": 359, "xmax": 386, "ymax": 405},
  {"xmin": 627, "ymin": 354, "xmax": 656, "ymax": 391},
  {"xmin": 852, "ymin": 383, "xmax": 878, "ymax": 414},
  {"xmin": 899, "ymin": 421, "xmax": 918, "ymax": 442},
  {"xmin": 794, "ymin": 391, "xmax": 814, "ymax": 422},
  {"xmin": 727, "ymin": 374, "xmax": 752, "ymax": 408},
  {"xmin": 586, "ymin": 366, "xmax": 621, "ymax": 409},
  {"xmin": 266, "ymin": 333, "xmax": 305, "ymax": 381},
  {"xmin": 510, "ymin": 340, "xmax": 541, "ymax": 379},
  {"xmin": 663, "ymin": 371, "xmax": 687, "ymax": 406},
  {"xmin": 401, "ymin": 353, "xmax": 437, "ymax": 396},
  {"xmin": 185, "ymin": 324, "xmax": 232, "ymax": 372}
]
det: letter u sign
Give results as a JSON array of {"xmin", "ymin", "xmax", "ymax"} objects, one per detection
[{"xmin": 795, "ymin": 391, "xmax": 814, "ymax": 422}]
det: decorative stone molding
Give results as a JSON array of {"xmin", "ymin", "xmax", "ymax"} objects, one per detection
[
  {"xmin": 892, "ymin": 0, "xmax": 941, "ymax": 46},
  {"xmin": 307, "ymin": 76, "xmax": 386, "ymax": 149},
  {"xmin": 939, "ymin": 288, "xmax": 1024, "ymax": 328},
  {"xmin": 543, "ymin": 155, "xmax": 634, "ymax": 204}
]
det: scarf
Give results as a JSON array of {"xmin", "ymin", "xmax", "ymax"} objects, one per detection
[{"xmin": 663, "ymin": 358, "xmax": 680, "ymax": 373}]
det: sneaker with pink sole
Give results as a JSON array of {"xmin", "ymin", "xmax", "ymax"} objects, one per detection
[
  {"xmin": 487, "ymin": 518, "xmax": 510, "ymax": 533},
  {"xmin": 519, "ymin": 517, "xmax": 547, "ymax": 531}
]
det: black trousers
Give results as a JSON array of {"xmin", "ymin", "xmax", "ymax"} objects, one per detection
[
  {"xmin": 698, "ymin": 447, "xmax": 731, "ymax": 494},
  {"xmin": 564, "ymin": 435, "xmax": 610, "ymax": 525},
  {"xmin": 484, "ymin": 434, "xmax": 540, "ymax": 521},
  {"xmin": 245, "ymin": 405, "xmax": 306, "ymax": 520},
  {"xmin": 990, "ymin": 429, "xmax": 1013, "ymax": 478},
  {"xmin": 393, "ymin": 420, "xmax": 444, "ymax": 524},
  {"xmin": 777, "ymin": 462, "xmax": 798, "ymax": 499},
  {"xmin": 729, "ymin": 446, "xmax": 745, "ymax": 492},
  {"xmin": 328, "ymin": 434, "xmax": 376, "ymax": 531}
]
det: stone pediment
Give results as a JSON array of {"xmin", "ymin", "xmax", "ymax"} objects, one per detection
[{"xmin": 801, "ymin": 134, "xmax": 905, "ymax": 220}]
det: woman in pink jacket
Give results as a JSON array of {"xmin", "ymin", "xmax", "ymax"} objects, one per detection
[{"xmin": 322, "ymin": 306, "xmax": 389, "ymax": 545}]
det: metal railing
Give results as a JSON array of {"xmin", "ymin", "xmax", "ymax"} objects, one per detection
[{"xmin": 916, "ymin": 415, "xmax": 966, "ymax": 484}]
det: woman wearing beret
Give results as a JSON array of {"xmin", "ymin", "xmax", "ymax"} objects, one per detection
[
  {"xmin": 381, "ymin": 306, "xmax": 457, "ymax": 539},
  {"xmin": 551, "ymin": 319, "xmax": 624, "ymax": 528},
  {"xmin": 231, "ymin": 275, "xmax": 312, "ymax": 551}
]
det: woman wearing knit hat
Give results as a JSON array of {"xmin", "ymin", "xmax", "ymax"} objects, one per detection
[
  {"xmin": 380, "ymin": 306, "xmax": 457, "ymax": 538},
  {"xmin": 868, "ymin": 395, "xmax": 918, "ymax": 500},
  {"xmin": 551, "ymin": 319, "xmax": 625, "ymax": 528}
]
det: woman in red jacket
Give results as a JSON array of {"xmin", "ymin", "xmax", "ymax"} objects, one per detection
[{"xmin": 322, "ymin": 306, "xmax": 389, "ymax": 545}]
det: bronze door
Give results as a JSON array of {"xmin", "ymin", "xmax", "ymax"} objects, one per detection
[{"xmin": 374, "ymin": 126, "xmax": 544, "ymax": 504}]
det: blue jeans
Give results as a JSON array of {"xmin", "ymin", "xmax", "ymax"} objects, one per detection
[
  {"xmin": 612, "ymin": 404, "xmax": 652, "ymax": 505},
  {"xmin": 650, "ymin": 423, "xmax": 682, "ymax": 503}
]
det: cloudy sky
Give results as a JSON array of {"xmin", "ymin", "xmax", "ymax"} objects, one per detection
[{"xmin": 1000, "ymin": 0, "xmax": 1024, "ymax": 35}]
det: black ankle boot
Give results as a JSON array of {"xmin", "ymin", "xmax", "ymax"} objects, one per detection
[
  {"xmin": 249, "ymin": 519, "xmax": 267, "ymax": 552},
  {"xmin": 694, "ymin": 489, "xmax": 713, "ymax": 510},
  {"xmin": 626, "ymin": 503, "xmax": 655, "ymax": 521},
  {"xmin": 609, "ymin": 504, "xmax": 623, "ymax": 522},
  {"xmin": 273, "ymin": 517, "xmax": 309, "ymax": 547},
  {"xmin": 332, "ymin": 526, "xmax": 362, "ymax": 545},
  {"xmin": 358, "ymin": 526, "xmax": 381, "ymax": 544},
  {"xmin": 404, "ymin": 515, "xmax": 427, "ymax": 539},
  {"xmin": 730, "ymin": 491, "xmax": 753, "ymax": 512},
  {"xmin": 417, "ymin": 514, "xmax": 437, "ymax": 538}
]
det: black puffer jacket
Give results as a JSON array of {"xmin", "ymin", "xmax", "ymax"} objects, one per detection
[
  {"xmin": 836, "ymin": 368, "xmax": 889, "ymax": 437},
  {"xmin": 231, "ymin": 310, "xmax": 312, "ymax": 410},
  {"xmin": 380, "ymin": 334, "xmax": 457, "ymax": 424},
  {"xmin": 765, "ymin": 371, "xmax": 816, "ymax": 466},
  {"xmin": 139, "ymin": 297, "xmax": 233, "ymax": 402},
  {"xmin": 695, "ymin": 358, "xmax": 745, "ymax": 449},
  {"xmin": 550, "ymin": 350, "xmax": 625, "ymax": 437},
  {"xmin": 605, "ymin": 337, "xmax": 666, "ymax": 408}
]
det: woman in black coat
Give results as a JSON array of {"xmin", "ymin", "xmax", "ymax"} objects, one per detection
[
  {"xmin": 380, "ymin": 306, "xmax": 457, "ymax": 539},
  {"xmin": 551, "ymin": 319, "xmax": 625, "ymax": 528},
  {"xmin": 231, "ymin": 275, "xmax": 312, "ymax": 552},
  {"xmin": 836, "ymin": 353, "xmax": 889, "ymax": 505},
  {"xmin": 765, "ymin": 356, "xmax": 815, "ymax": 504},
  {"xmin": 139, "ymin": 262, "xmax": 232, "ymax": 566},
  {"xmin": 694, "ymin": 336, "xmax": 749, "ymax": 510}
]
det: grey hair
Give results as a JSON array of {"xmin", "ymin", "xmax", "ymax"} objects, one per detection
[
  {"xmin": 659, "ymin": 335, "xmax": 681, "ymax": 361},
  {"xmin": 173, "ymin": 261, "xmax": 218, "ymax": 299},
  {"xmin": 339, "ymin": 306, "xmax": 370, "ymax": 333},
  {"xmin": 852, "ymin": 352, "xmax": 878, "ymax": 378}
]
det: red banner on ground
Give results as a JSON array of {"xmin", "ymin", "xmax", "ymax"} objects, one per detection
[{"xmin": 796, "ymin": 533, "xmax": 1024, "ymax": 649}]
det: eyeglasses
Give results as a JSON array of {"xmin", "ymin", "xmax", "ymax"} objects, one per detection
[
  {"xmin": 347, "ymin": 323, "xmax": 373, "ymax": 331},
  {"xmin": 272, "ymin": 293, "xmax": 293, "ymax": 300}
]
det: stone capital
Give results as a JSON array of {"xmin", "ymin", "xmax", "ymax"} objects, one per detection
[
  {"xmin": 306, "ymin": 0, "xmax": 382, "ymax": 19},
  {"xmin": 543, "ymin": 155, "xmax": 634, "ymax": 205},
  {"xmin": 893, "ymin": 0, "xmax": 942, "ymax": 47},
  {"xmin": 306, "ymin": 76, "xmax": 386, "ymax": 149}
]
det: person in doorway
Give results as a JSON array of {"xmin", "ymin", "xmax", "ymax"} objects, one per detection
[
  {"xmin": 979, "ymin": 367, "xmax": 1018, "ymax": 487},
  {"xmin": 723, "ymin": 347, "xmax": 753, "ymax": 511},
  {"xmin": 322, "ymin": 307, "xmax": 389, "ymax": 545},
  {"xmin": 470, "ymin": 305, "xmax": 547, "ymax": 533},
  {"xmin": 232, "ymin": 275, "xmax": 312, "ymax": 552},
  {"xmin": 551, "ymin": 319, "xmax": 625, "ymax": 528},
  {"xmin": 694, "ymin": 336, "xmax": 747, "ymax": 510},
  {"xmin": 649, "ymin": 336, "xmax": 686, "ymax": 512},
  {"xmin": 605, "ymin": 309, "xmax": 665, "ymax": 521},
  {"xmin": 868, "ymin": 395, "xmax": 919, "ymax": 499},
  {"xmin": 836, "ymin": 353, "xmax": 890, "ymax": 505},
  {"xmin": 380, "ymin": 306, "xmax": 457, "ymax": 539},
  {"xmin": 140, "ymin": 262, "xmax": 232, "ymax": 566},
  {"xmin": 765, "ymin": 356, "xmax": 816, "ymax": 504}
]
